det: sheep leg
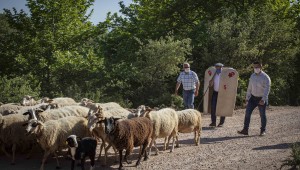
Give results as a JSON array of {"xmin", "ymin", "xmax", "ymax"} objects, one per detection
[
  {"xmin": 1, "ymin": 144, "xmax": 11, "ymax": 158},
  {"xmin": 80, "ymin": 157, "xmax": 86, "ymax": 170},
  {"xmin": 98, "ymin": 142, "xmax": 105, "ymax": 163},
  {"xmin": 40, "ymin": 151, "xmax": 51, "ymax": 170},
  {"xmin": 136, "ymin": 143, "xmax": 147, "ymax": 166},
  {"xmin": 175, "ymin": 135, "xmax": 180, "ymax": 148},
  {"xmin": 111, "ymin": 144, "xmax": 118, "ymax": 162},
  {"xmin": 89, "ymin": 151, "xmax": 96, "ymax": 169},
  {"xmin": 124, "ymin": 148, "xmax": 132, "ymax": 164},
  {"xmin": 170, "ymin": 136, "xmax": 175, "ymax": 152},
  {"xmin": 163, "ymin": 137, "xmax": 168, "ymax": 151},
  {"xmin": 118, "ymin": 150, "xmax": 123, "ymax": 170},
  {"xmin": 11, "ymin": 143, "xmax": 16, "ymax": 165},
  {"xmin": 194, "ymin": 130, "xmax": 200, "ymax": 146},
  {"xmin": 53, "ymin": 152, "xmax": 61, "ymax": 169},
  {"xmin": 98, "ymin": 138, "xmax": 105, "ymax": 160},
  {"xmin": 26, "ymin": 143, "xmax": 35, "ymax": 159}
]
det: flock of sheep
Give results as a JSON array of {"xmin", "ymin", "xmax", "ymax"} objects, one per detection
[{"xmin": 0, "ymin": 95, "xmax": 202, "ymax": 170}]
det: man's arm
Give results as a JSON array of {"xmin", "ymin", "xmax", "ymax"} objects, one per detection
[
  {"xmin": 195, "ymin": 81, "xmax": 200, "ymax": 96},
  {"xmin": 175, "ymin": 82, "xmax": 181, "ymax": 95},
  {"xmin": 262, "ymin": 74, "xmax": 271, "ymax": 103}
]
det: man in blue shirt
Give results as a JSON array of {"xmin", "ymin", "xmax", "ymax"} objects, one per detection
[
  {"xmin": 238, "ymin": 61, "xmax": 271, "ymax": 136},
  {"xmin": 175, "ymin": 62, "xmax": 200, "ymax": 109}
]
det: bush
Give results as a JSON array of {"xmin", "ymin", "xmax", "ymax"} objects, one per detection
[
  {"xmin": 281, "ymin": 143, "xmax": 300, "ymax": 170},
  {"xmin": 0, "ymin": 75, "xmax": 41, "ymax": 103}
]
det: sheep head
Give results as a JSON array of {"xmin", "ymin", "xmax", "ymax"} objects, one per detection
[
  {"xmin": 138, "ymin": 105, "xmax": 152, "ymax": 117},
  {"xmin": 23, "ymin": 119, "xmax": 42, "ymax": 136},
  {"xmin": 98, "ymin": 117, "xmax": 121, "ymax": 135}
]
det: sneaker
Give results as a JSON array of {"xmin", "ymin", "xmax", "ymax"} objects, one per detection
[
  {"xmin": 217, "ymin": 123, "xmax": 224, "ymax": 127},
  {"xmin": 260, "ymin": 131, "xmax": 266, "ymax": 136},
  {"xmin": 237, "ymin": 129, "xmax": 249, "ymax": 135},
  {"xmin": 209, "ymin": 123, "xmax": 216, "ymax": 127}
]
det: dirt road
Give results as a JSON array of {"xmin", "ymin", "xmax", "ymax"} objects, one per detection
[{"xmin": 0, "ymin": 106, "xmax": 299, "ymax": 170}]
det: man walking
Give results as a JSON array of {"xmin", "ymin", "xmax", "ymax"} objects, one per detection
[
  {"xmin": 209, "ymin": 63, "xmax": 226, "ymax": 127},
  {"xmin": 238, "ymin": 61, "xmax": 271, "ymax": 136},
  {"xmin": 175, "ymin": 62, "xmax": 200, "ymax": 109}
]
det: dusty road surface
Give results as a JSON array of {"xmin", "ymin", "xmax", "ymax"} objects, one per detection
[{"xmin": 0, "ymin": 106, "xmax": 299, "ymax": 170}]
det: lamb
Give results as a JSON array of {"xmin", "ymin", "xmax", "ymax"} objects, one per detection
[
  {"xmin": 0, "ymin": 113, "xmax": 36, "ymax": 164},
  {"xmin": 66, "ymin": 135, "xmax": 97, "ymax": 170},
  {"xmin": 142, "ymin": 107, "xmax": 179, "ymax": 155},
  {"xmin": 175, "ymin": 109, "xmax": 202, "ymax": 147},
  {"xmin": 23, "ymin": 105, "xmax": 89, "ymax": 122},
  {"xmin": 24, "ymin": 116, "xmax": 91, "ymax": 170},
  {"xmin": 98, "ymin": 116, "xmax": 153, "ymax": 170}
]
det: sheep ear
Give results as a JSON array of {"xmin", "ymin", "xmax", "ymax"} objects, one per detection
[
  {"xmin": 22, "ymin": 122, "xmax": 28, "ymax": 127},
  {"xmin": 23, "ymin": 112, "xmax": 29, "ymax": 116},
  {"xmin": 97, "ymin": 120, "xmax": 105, "ymax": 124},
  {"xmin": 113, "ymin": 117, "xmax": 122, "ymax": 122}
]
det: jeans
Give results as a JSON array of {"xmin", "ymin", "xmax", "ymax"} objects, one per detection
[
  {"xmin": 211, "ymin": 91, "xmax": 225, "ymax": 124},
  {"xmin": 183, "ymin": 89, "xmax": 195, "ymax": 109},
  {"xmin": 243, "ymin": 95, "xmax": 267, "ymax": 131}
]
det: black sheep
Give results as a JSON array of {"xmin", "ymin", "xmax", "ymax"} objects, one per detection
[{"xmin": 66, "ymin": 135, "xmax": 97, "ymax": 170}]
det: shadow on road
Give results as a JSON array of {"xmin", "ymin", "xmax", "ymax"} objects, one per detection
[
  {"xmin": 252, "ymin": 142, "xmax": 300, "ymax": 150},
  {"xmin": 200, "ymin": 136, "xmax": 249, "ymax": 144}
]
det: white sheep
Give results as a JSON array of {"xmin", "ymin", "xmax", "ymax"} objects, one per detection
[
  {"xmin": 98, "ymin": 116, "xmax": 153, "ymax": 169},
  {"xmin": 175, "ymin": 109, "xmax": 202, "ymax": 147},
  {"xmin": 24, "ymin": 116, "xmax": 91, "ymax": 170},
  {"xmin": 142, "ymin": 107, "xmax": 179, "ymax": 155},
  {"xmin": 23, "ymin": 105, "xmax": 89, "ymax": 122},
  {"xmin": 85, "ymin": 102, "xmax": 123, "ymax": 116},
  {"xmin": 40, "ymin": 97, "xmax": 77, "ymax": 108},
  {"xmin": 21, "ymin": 95, "xmax": 37, "ymax": 106},
  {"xmin": 0, "ymin": 103, "xmax": 23, "ymax": 116},
  {"xmin": 0, "ymin": 113, "xmax": 36, "ymax": 164}
]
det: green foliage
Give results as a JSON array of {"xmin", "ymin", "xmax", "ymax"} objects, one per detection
[
  {"xmin": 0, "ymin": 75, "xmax": 41, "ymax": 103},
  {"xmin": 0, "ymin": 0, "xmax": 300, "ymax": 107},
  {"xmin": 281, "ymin": 143, "xmax": 300, "ymax": 170}
]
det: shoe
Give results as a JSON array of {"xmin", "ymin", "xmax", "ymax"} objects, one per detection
[
  {"xmin": 209, "ymin": 123, "xmax": 216, "ymax": 127},
  {"xmin": 237, "ymin": 129, "xmax": 249, "ymax": 135},
  {"xmin": 217, "ymin": 123, "xmax": 224, "ymax": 127},
  {"xmin": 260, "ymin": 131, "xmax": 266, "ymax": 136}
]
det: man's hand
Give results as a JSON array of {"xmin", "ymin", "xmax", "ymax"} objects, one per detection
[
  {"xmin": 175, "ymin": 90, "xmax": 178, "ymax": 96},
  {"xmin": 194, "ymin": 90, "xmax": 199, "ymax": 97},
  {"xmin": 209, "ymin": 80, "xmax": 213, "ymax": 87},
  {"xmin": 259, "ymin": 100, "xmax": 265, "ymax": 105}
]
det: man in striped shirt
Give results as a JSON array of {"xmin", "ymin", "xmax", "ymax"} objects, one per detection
[
  {"xmin": 175, "ymin": 62, "xmax": 200, "ymax": 109},
  {"xmin": 238, "ymin": 61, "xmax": 271, "ymax": 136}
]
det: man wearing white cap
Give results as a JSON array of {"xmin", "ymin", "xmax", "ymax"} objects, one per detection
[
  {"xmin": 175, "ymin": 62, "xmax": 200, "ymax": 109},
  {"xmin": 209, "ymin": 63, "xmax": 226, "ymax": 127}
]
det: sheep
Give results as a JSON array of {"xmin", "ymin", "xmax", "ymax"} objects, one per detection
[
  {"xmin": 85, "ymin": 102, "xmax": 123, "ymax": 116},
  {"xmin": 21, "ymin": 95, "xmax": 37, "ymax": 106},
  {"xmin": 24, "ymin": 116, "xmax": 91, "ymax": 170},
  {"xmin": 23, "ymin": 105, "xmax": 89, "ymax": 122},
  {"xmin": 175, "ymin": 109, "xmax": 202, "ymax": 147},
  {"xmin": 87, "ymin": 106, "xmax": 130, "ymax": 165},
  {"xmin": 142, "ymin": 107, "xmax": 179, "ymax": 155},
  {"xmin": 66, "ymin": 135, "xmax": 97, "ymax": 170},
  {"xmin": 0, "ymin": 103, "xmax": 23, "ymax": 116},
  {"xmin": 98, "ymin": 116, "xmax": 153, "ymax": 170},
  {"xmin": 0, "ymin": 112, "xmax": 36, "ymax": 164},
  {"xmin": 40, "ymin": 97, "xmax": 77, "ymax": 108}
]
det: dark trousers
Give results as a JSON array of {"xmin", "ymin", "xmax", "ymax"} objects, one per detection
[
  {"xmin": 211, "ymin": 91, "xmax": 225, "ymax": 124},
  {"xmin": 243, "ymin": 95, "xmax": 267, "ymax": 131}
]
